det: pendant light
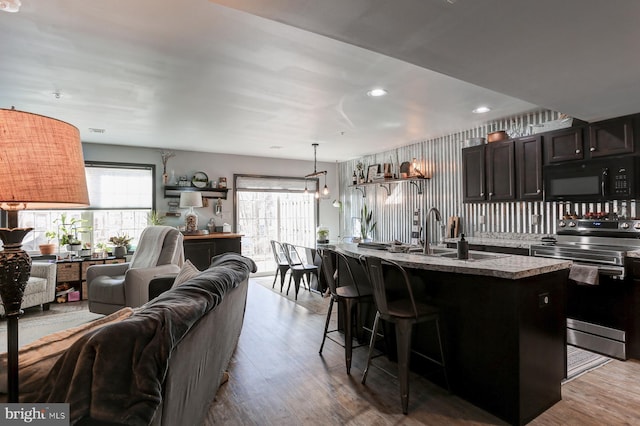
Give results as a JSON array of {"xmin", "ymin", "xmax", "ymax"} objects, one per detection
[{"xmin": 305, "ymin": 143, "xmax": 329, "ymax": 197}]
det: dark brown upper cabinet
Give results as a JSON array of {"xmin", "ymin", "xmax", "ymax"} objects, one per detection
[
  {"xmin": 515, "ymin": 135, "xmax": 543, "ymax": 200},
  {"xmin": 588, "ymin": 115, "xmax": 635, "ymax": 158},
  {"xmin": 462, "ymin": 145, "xmax": 486, "ymax": 202},
  {"xmin": 486, "ymin": 140, "xmax": 516, "ymax": 201},
  {"xmin": 544, "ymin": 127, "xmax": 584, "ymax": 164}
]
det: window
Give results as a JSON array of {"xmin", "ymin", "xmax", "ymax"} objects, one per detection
[
  {"xmin": 235, "ymin": 175, "xmax": 317, "ymax": 274},
  {"xmin": 18, "ymin": 162, "xmax": 155, "ymax": 254}
]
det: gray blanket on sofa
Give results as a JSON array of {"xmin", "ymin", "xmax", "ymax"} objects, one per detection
[{"xmin": 35, "ymin": 253, "xmax": 257, "ymax": 425}]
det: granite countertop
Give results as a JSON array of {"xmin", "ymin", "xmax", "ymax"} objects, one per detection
[{"xmin": 336, "ymin": 243, "xmax": 571, "ymax": 280}]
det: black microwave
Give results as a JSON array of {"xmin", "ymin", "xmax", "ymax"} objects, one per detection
[{"xmin": 543, "ymin": 156, "xmax": 640, "ymax": 202}]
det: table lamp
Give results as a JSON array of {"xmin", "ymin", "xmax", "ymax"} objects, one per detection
[
  {"xmin": 179, "ymin": 192, "xmax": 203, "ymax": 233},
  {"xmin": 0, "ymin": 108, "xmax": 89, "ymax": 402}
]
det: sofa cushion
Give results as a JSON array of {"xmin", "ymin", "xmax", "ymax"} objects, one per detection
[
  {"xmin": 24, "ymin": 277, "xmax": 47, "ymax": 296},
  {"xmin": 172, "ymin": 260, "xmax": 201, "ymax": 288},
  {"xmin": 0, "ymin": 307, "xmax": 134, "ymax": 397}
]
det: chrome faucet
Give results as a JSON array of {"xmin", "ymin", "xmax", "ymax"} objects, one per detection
[{"xmin": 423, "ymin": 207, "xmax": 442, "ymax": 255}]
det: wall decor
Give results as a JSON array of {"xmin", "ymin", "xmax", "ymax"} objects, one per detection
[
  {"xmin": 367, "ymin": 164, "xmax": 380, "ymax": 182},
  {"xmin": 192, "ymin": 171, "xmax": 209, "ymax": 188}
]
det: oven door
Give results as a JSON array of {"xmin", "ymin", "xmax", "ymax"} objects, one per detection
[{"xmin": 566, "ymin": 273, "xmax": 630, "ymax": 359}]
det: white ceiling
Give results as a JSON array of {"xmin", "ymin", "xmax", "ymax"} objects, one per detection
[{"xmin": 2, "ymin": 0, "xmax": 640, "ymax": 162}]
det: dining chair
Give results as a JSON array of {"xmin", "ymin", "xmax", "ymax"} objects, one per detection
[
  {"xmin": 270, "ymin": 240, "xmax": 290, "ymax": 292},
  {"xmin": 282, "ymin": 243, "xmax": 319, "ymax": 300}
]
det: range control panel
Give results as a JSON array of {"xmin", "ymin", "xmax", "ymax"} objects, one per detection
[{"xmin": 557, "ymin": 219, "xmax": 640, "ymax": 234}]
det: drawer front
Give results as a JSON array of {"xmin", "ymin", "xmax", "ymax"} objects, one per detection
[{"xmin": 56, "ymin": 263, "xmax": 80, "ymax": 282}]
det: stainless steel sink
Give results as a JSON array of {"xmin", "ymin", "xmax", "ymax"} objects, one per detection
[
  {"xmin": 409, "ymin": 247, "xmax": 454, "ymax": 255},
  {"xmin": 429, "ymin": 248, "xmax": 454, "ymax": 254},
  {"xmin": 437, "ymin": 251, "xmax": 507, "ymax": 260}
]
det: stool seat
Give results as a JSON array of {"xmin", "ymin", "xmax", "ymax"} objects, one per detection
[{"xmin": 386, "ymin": 300, "xmax": 439, "ymax": 320}]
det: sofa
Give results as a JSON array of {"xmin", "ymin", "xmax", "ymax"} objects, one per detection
[
  {"xmin": 0, "ymin": 262, "xmax": 57, "ymax": 316},
  {"xmin": 5, "ymin": 253, "xmax": 256, "ymax": 425}
]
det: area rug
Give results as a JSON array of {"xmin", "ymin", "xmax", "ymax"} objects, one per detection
[
  {"xmin": 564, "ymin": 344, "xmax": 611, "ymax": 383},
  {"xmin": 251, "ymin": 275, "xmax": 329, "ymax": 315},
  {"xmin": 0, "ymin": 309, "xmax": 103, "ymax": 352}
]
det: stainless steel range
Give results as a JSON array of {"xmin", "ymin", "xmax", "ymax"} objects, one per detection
[{"xmin": 531, "ymin": 218, "xmax": 640, "ymax": 359}]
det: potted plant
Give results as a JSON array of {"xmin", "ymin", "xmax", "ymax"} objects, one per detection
[
  {"xmin": 54, "ymin": 213, "xmax": 90, "ymax": 252},
  {"xmin": 95, "ymin": 242, "xmax": 108, "ymax": 258},
  {"xmin": 80, "ymin": 242, "xmax": 92, "ymax": 257},
  {"xmin": 360, "ymin": 203, "xmax": 376, "ymax": 242},
  {"xmin": 109, "ymin": 233, "xmax": 132, "ymax": 258},
  {"xmin": 39, "ymin": 230, "xmax": 57, "ymax": 255},
  {"xmin": 147, "ymin": 210, "xmax": 165, "ymax": 226},
  {"xmin": 316, "ymin": 225, "xmax": 329, "ymax": 243}
]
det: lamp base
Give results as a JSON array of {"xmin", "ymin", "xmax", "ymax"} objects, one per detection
[
  {"xmin": 0, "ymin": 227, "xmax": 32, "ymax": 403},
  {"xmin": 185, "ymin": 209, "xmax": 198, "ymax": 233}
]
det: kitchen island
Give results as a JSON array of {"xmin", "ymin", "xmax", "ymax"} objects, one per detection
[{"xmin": 335, "ymin": 244, "xmax": 571, "ymax": 426}]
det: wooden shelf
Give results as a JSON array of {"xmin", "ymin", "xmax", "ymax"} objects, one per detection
[{"xmin": 164, "ymin": 185, "xmax": 229, "ymax": 200}]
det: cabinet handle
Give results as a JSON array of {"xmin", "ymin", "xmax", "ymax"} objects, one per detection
[
  {"xmin": 590, "ymin": 147, "xmax": 596, "ymax": 152},
  {"xmin": 536, "ymin": 189, "xmax": 541, "ymax": 194},
  {"xmin": 575, "ymin": 149, "xmax": 581, "ymax": 154},
  {"xmin": 480, "ymin": 192, "xmax": 484, "ymax": 197}
]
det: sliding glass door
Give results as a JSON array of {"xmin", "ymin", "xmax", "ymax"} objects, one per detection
[{"xmin": 235, "ymin": 175, "xmax": 317, "ymax": 275}]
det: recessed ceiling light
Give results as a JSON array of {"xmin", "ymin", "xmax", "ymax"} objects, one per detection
[
  {"xmin": 472, "ymin": 106, "xmax": 491, "ymax": 114},
  {"xmin": 367, "ymin": 88, "xmax": 388, "ymax": 97},
  {"xmin": 0, "ymin": 0, "xmax": 21, "ymax": 13}
]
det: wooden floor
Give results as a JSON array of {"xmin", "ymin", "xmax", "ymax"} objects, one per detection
[{"xmin": 206, "ymin": 277, "xmax": 640, "ymax": 426}]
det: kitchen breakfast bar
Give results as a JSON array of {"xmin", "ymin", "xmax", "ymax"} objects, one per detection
[{"xmin": 333, "ymin": 244, "xmax": 572, "ymax": 426}]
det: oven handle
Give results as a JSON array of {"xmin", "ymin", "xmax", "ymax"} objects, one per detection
[
  {"xmin": 572, "ymin": 261, "xmax": 625, "ymax": 278},
  {"xmin": 531, "ymin": 250, "xmax": 623, "ymax": 267}
]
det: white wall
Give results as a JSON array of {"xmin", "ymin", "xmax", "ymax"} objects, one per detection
[{"xmin": 81, "ymin": 143, "xmax": 340, "ymax": 238}]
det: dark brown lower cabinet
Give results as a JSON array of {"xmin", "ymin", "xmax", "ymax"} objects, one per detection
[{"xmin": 183, "ymin": 234, "xmax": 242, "ymax": 270}]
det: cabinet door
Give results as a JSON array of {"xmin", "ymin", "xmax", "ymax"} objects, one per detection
[
  {"xmin": 486, "ymin": 140, "xmax": 516, "ymax": 201},
  {"xmin": 516, "ymin": 135, "xmax": 543, "ymax": 200},
  {"xmin": 183, "ymin": 241, "xmax": 213, "ymax": 270},
  {"xmin": 544, "ymin": 127, "xmax": 584, "ymax": 163},
  {"xmin": 215, "ymin": 238, "xmax": 241, "ymax": 254},
  {"xmin": 462, "ymin": 145, "xmax": 486, "ymax": 202},
  {"xmin": 589, "ymin": 116, "xmax": 635, "ymax": 158}
]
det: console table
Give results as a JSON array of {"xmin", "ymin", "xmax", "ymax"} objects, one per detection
[{"xmin": 183, "ymin": 233, "xmax": 243, "ymax": 270}]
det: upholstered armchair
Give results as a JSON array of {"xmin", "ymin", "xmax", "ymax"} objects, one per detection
[
  {"xmin": 0, "ymin": 262, "xmax": 57, "ymax": 316},
  {"xmin": 86, "ymin": 226, "xmax": 184, "ymax": 315}
]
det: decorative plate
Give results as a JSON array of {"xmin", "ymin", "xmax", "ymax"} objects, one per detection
[{"xmin": 192, "ymin": 171, "xmax": 209, "ymax": 188}]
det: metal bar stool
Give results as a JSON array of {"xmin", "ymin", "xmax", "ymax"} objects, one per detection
[
  {"xmin": 270, "ymin": 240, "xmax": 290, "ymax": 292},
  {"xmin": 361, "ymin": 255, "xmax": 449, "ymax": 414},
  {"xmin": 318, "ymin": 249, "xmax": 373, "ymax": 374},
  {"xmin": 282, "ymin": 243, "xmax": 319, "ymax": 300}
]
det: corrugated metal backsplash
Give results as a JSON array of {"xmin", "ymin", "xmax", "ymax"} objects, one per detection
[{"xmin": 337, "ymin": 109, "xmax": 640, "ymax": 244}]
